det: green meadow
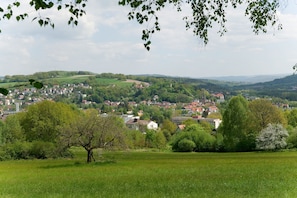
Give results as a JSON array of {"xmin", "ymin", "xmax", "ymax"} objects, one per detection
[
  {"xmin": 44, "ymin": 76, "xmax": 131, "ymax": 86},
  {"xmin": 0, "ymin": 75, "xmax": 134, "ymax": 89},
  {"xmin": 1, "ymin": 150, "xmax": 297, "ymax": 198}
]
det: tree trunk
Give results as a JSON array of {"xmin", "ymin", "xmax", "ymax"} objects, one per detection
[{"xmin": 87, "ymin": 149, "xmax": 93, "ymax": 163}]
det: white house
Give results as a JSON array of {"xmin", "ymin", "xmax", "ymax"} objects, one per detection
[
  {"xmin": 126, "ymin": 118, "xmax": 158, "ymax": 132},
  {"xmin": 147, "ymin": 121, "xmax": 158, "ymax": 130}
]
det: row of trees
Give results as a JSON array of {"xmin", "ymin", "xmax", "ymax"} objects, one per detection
[
  {"xmin": 170, "ymin": 95, "xmax": 295, "ymax": 152},
  {"xmin": 1, "ymin": 96, "xmax": 297, "ymax": 162},
  {"xmin": 0, "ymin": 101, "xmax": 128, "ymax": 162},
  {"xmin": 220, "ymin": 95, "xmax": 290, "ymax": 151},
  {"xmin": 0, "ymin": 100, "xmax": 177, "ymax": 162},
  {"xmin": 0, "ymin": 99, "xmax": 219, "ymax": 161}
]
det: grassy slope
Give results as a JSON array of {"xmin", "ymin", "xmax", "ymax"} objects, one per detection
[
  {"xmin": 46, "ymin": 76, "xmax": 133, "ymax": 88},
  {"xmin": 0, "ymin": 75, "xmax": 133, "ymax": 89},
  {"xmin": 1, "ymin": 150, "xmax": 297, "ymax": 198}
]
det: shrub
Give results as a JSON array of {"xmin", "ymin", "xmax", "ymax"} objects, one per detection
[
  {"xmin": 0, "ymin": 149, "xmax": 11, "ymax": 161},
  {"xmin": 236, "ymin": 134, "xmax": 256, "ymax": 152},
  {"xmin": 171, "ymin": 129, "xmax": 216, "ymax": 152},
  {"xmin": 154, "ymin": 132, "xmax": 167, "ymax": 150},
  {"xmin": 191, "ymin": 130, "xmax": 216, "ymax": 151},
  {"xmin": 214, "ymin": 133, "xmax": 224, "ymax": 151},
  {"xmin": 0, "ymin": 141, "xmax": 72, "ymax": 160},
  {"xmin": 177, "ymin": 139, "xmax": 196, "ymax": 152},
  {"xmin": 162, "ymin": 129, "xmax": 171, "ymax": 142},
  {"xmin": 145, "ymin": 130, "xmax": 157, "ymax": 148},
  {"xmin": 124, "ymin": 130, "xmax": 145, "ymax": 149},
  {"xmin": 30, "ymin": 141, "xmax": 56, "ymax": 159},
  {"xmin": 287, "ymin": 128, "xmax": 297, "ymax": 148},
  {"xmin": 171, "ymin": 132, "xmax": 191, "ymax": 151},
  {"xmin": 2, "ymin": 141, "xmax": 32, "ymax": 160}
]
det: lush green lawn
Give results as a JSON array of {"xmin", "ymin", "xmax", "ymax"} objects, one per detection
[{"xmin": 1, "ymin": 150, "xmax": 297, "ymax": 198}]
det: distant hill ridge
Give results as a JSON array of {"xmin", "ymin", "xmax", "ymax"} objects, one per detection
[
  {"xmin": 235, "ymin": 74, "xmax": 297, "ymax": 90},
  {"xmin": 2, "ymin": 70, "xmax": 297, "ymax": 101},
  {"xmin": 203, "ymin": 74, "xmax": 290, "ymax": 83},
  {"xmin": 2, "ymin": 71, "xmax": 289, "ymax": 83},
  {"xmin": 135, "ymin": 73, "xmax": 290, "ymax": 83},
  {"xmin": 2, "ymin": 71, "xmax": 295, "ymax": 91}
]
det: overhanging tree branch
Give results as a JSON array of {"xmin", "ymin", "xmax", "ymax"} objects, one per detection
[
  {"xmin": 118, "ymin": 0, "xmax": 281, "ymax": 49},
  {"xmin": 0, "ymin": 0, "xmax": 282, "ymax": 50}
]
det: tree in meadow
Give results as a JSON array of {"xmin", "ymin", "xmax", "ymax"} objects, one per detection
[
  {"xmin": 256, "ymin": 123, "xmax": 288, "ymax": 151},
  {"xmin": 1, "ymin": 114, "xmax": 24, "ymax": 144},
  {"xmin": 60, "ymin": 109, "xmax": 127, "ymax": 163},
  {"xmin": 248, "ymin": 99, "xmax": 287, "ymax": 134},
  {"xmin": 171, "ymin": 123, "xmax": 215, "ymax": 152},
  {"xmin": 220, "ymin": 95, "xmax": 252, "ymax": 151},
  {"xmin": 287, "ymin": 109, "xmax": 297, "ymax": 128},
  {"xmin": 161, "ymin": 119, "xmax": 177, "ymax": 141},
  {"xmin": 154, "ymin": 131, "xmax": 167, "ymax": 150},
  {"xmin": 18, "ymin": 100, "xmax": 78, "ymax": 143}
]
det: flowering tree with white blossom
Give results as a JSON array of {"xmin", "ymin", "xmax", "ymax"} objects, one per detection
[{"xmin": 256, "ymin": 123, "xmax": 288, "ymax": 151}]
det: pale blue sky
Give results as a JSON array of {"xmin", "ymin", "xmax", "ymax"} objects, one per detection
[{"xmin": 1, "ymin": 1, "xmax": 297, "ymax": 78}]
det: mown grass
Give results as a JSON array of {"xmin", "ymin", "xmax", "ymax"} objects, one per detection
[{"xmin": 1, "ymin": 150, "xmax": 297, "ymax": 198}]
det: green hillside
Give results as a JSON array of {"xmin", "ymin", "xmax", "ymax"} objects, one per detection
[
  {"xmin": 234, "ymin": 75, "xmax": 297, "ymax": 100},
  {"xmin": 0, "ymin": 71, "xmax": 132, "ymax": 88},
  {"xmin": 2, "ymin": 70, "xmax": 297, "ymax": 101}
]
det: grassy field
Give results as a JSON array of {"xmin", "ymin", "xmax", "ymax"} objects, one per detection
[
  {"xmin": 1, "ymin": 150, "xmax": 297, "ymax": 198},
  {"xmin": 0, "ymin": 75, "xmax": 134, "ymax": 89},
  {"xmin": 43, "ymin": 76, "xmax": 133, "ymax": 87}
]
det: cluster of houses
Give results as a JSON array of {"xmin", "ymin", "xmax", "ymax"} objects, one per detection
[
  {"xmin": 119, "ymin": 113, "xmax": 222, "ymax": 133},
  {"xmin": 183, "ymin": 101, "xmax": 219, "ymax": 116},
  {"xmin": 0, "ymin": 82, "xmax": 225, "ymax": 131},
  {"xmin": 0, "ymin": 83, "xmax": 91, "ymax": 110},
  {"xmin": 121, "ymin": 114, "xmax": 159, "ymax": 132},
  {"xmin": 119, "ymin": 93, "xmax": 225, "ymax": 132}
]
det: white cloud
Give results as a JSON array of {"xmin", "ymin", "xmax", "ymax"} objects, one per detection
[{"xmin": 0, "ymin": 1, "xmax": 297, "ymax": 77}]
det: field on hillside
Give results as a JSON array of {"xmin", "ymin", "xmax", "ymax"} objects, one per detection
[
  {"xmin": 46, "ymin": 75, "xmax": 132, "ymax": 87},
  {"xmin": 0, "ymin": 75, "xmax": 134, "ymax": 89},
  {"xmin": 1, "ymin": 150, "xmax": 297, "ymax": 198}
]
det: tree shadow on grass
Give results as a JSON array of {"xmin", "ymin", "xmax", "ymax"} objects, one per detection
[{"xmin": 39, "ymin": 159, "xmax": 116, "ymax": 169}]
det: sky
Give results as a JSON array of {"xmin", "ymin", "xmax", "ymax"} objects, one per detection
[{"xmin": 1, "ymin": 1, "xmax": 297, "ymax": 78}]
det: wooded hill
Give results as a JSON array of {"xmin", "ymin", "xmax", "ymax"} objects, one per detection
[{"xmin": 234, "ymin": 75, "xmax": 297, "ymax": 101}]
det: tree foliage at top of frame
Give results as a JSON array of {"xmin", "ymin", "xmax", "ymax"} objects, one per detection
[
  {"xmin": 0, "ymin": 0, "xmax": 282, "ymax": 50},
  {"xmin": 118, "ymin": 0, "xmax": 282, "ymax": 50},
  {"xmin": 0, "ymin": 0, "xmax": 87, "ymax": 30}
]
